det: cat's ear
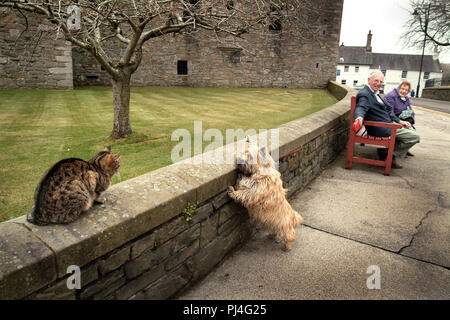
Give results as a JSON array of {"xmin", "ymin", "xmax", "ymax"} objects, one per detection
[{"xmin": 104, "ymin": 146, "xmax": 112, "ymax": 153}]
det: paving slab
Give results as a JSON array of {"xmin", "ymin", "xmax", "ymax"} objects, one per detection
[{"xmin": 181, "ymin": 227, "xmax": 449, "ymax": 300}]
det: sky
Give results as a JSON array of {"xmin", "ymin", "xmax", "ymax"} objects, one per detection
[{"xmin": 339, "ymin": 0, "xmax": 450, "ymax": 64}]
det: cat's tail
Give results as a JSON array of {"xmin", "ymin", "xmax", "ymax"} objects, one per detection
[
  {"xmin": 26, "ymin": 206, "xmax": 49, "ymax": 226},
  {"xmin": 26, "ymin": 205, "xmax": 36, "ymax": 224}
]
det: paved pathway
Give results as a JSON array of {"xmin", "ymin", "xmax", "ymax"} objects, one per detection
[{"xmin": 180, "ymin": 104, "xmax": 450, "ymax": 300}]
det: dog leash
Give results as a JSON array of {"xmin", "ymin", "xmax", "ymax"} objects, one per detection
[{"xmin": 278, "ymin": 146, "xmax": 302, "ymax": 160}]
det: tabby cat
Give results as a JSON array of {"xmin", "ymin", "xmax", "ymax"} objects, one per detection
[{"xmin": 27, "ymin": 146, "xmax": 121, "ymax": 225}]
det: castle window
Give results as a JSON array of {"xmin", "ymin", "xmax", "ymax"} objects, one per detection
[
  {"xmin": 341, "ymin": 80, "xmax": 346, "ymax": 85},
  {"xmin": 424, "ymin": 72, "xmax": 430, "ymax": 80},
  {"xmin": 401, "ymin": 70, "xmax": 408, "ymax": 79},
  {"xmin": 344, "ymin": 66, "xmax": 349, "ymax": 72},
  {"xmin": 177, "ymin": 60, "xmax": 188, "ymax": 75},
  {"xmin": 316, "ymin": 63, "xmax": 319, "ymax": 68},
  {"xmin": 226, "ymin": 0, "xmax": 234, "ymax": 10},
  {"xmin": 183, "ymin": 0, "xmax": 198, "ymax": 22},
  {"xmin": 353, "ymin": 80, "xmax": 358, "ymax": 86},
  {"xmin": 355, "ymin": 66, "xmax": 359, "ymax": 73},
  {"xmin": 230, "ymin": 51, "xmax": 241, "ymax": 63}
]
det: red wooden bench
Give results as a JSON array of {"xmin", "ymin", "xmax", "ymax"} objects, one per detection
[{"xmin": 345, "ymin": 96, "xmax": 402, "ymax": 176}]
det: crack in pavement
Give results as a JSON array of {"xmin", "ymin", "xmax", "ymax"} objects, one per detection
[
  {"xmin": 397, "ymin": 209, "xmax": 435, "ymax": 255},
  {"xmin": 398, "ymin": 175, "xmax": 415, "ymax": 189},
  {"xmin": 301, "ymin": 223, "xmax": 398, "ymax": 254}
]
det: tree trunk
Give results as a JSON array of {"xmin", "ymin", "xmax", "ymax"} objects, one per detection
[{"xmin": 110, "ymin": 72, "xmax": 132, "ymax": 139}]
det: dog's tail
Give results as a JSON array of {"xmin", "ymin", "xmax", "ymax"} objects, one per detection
[{"xmin": 294, "ymin": 210, "xmax": 303, "ymax": 227}]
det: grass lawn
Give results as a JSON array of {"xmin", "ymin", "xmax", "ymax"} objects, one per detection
[{"xmin": 0, "ymin": 86, "xmax": 337, "ymax": 223}]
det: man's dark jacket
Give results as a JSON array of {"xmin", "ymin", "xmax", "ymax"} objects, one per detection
[{"xmin": 355, "ymin": 85, "xmax": 401, "ymax": 137}]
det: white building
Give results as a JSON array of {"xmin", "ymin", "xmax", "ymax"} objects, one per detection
[{"xmin": 336, "ymin": 31, "xmax": 443, "ymax": 97}]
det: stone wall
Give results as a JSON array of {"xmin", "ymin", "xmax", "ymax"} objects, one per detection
[
  {"xmin": 0, "ymin": 8, "xmax": 73, "ymax": 89},
  {"xmin": 0, "ymin": 82, "xmax": 355, "ymax": 300},
  {"xmin": 421, "ymin": 87, "xmax": 450, "ymax": 102}
]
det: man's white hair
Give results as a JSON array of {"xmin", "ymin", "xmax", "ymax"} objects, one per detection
[{"xmin": 369, "ymin": 70, "xmax": 384, "ymax": 79}]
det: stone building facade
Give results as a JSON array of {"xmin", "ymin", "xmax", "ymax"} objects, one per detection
[{"xmin": 1, "ymin": 1, "xmax": 344, "ymax": 90}]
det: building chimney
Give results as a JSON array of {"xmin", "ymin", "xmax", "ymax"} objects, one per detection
[{"xmin": 366, "ymin": 30, "xmax": 372, "ymax": 52}]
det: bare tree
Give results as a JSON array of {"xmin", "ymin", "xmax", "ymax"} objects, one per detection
[
  {"xmin": 401, "ymin": 0, "xmax": 449, "ymax": 52},
  {"xmin": 0, "ymin": 0, "xmax": 329, "ymax": 139}
]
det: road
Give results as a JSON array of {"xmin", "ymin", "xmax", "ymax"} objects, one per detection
[{"xmin": 409, "ymin": 97, "xmax": 450, "ymax": 114}]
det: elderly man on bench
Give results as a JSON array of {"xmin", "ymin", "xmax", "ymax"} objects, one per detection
[{"xmin": 354, "ymin": 70, "xmax": 420, "ymax": 169}]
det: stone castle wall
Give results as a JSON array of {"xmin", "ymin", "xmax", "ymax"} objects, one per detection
[
  {"xmin": 0, "ymin": 8, "xmax": 73, "ymax": 89},
  {"xmin": 74, "ymin": 0, "xmax": 343, "ymax": 89},
  {"xmin": 0, "ymin": 82, "xmax": 355, "ymax": 300},
  {"xmin": 1, "ymin": 1, "xmax": 343, "ymax": 89}
]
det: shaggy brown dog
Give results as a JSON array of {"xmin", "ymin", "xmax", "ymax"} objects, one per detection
[{"xmin": 227, "ymin": 137, "xmax": 303, "ymax": 251}]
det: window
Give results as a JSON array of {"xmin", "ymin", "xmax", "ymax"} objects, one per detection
[
  {"xmin": 353, "ymin": 80, "xmax": 358, "ymax": 86},
  {"xmin": 183, "ymin": 0, "xmax": 198, "ymax": 22},
  {"xmin": 344, "ymin": 66, "xmax": 349, "ymax": 72},
  {"xmin": 355, "ymin": 66, "xmax": 359, "ymax": 73},
  {"xmin": 229, "ymin": 51, "xmax": 241, "ymax": 63},
  {"xmin": 381, "ymin": 70, "xmax": 386, "ymax": 76},
  {"xmin": 341, "ymin": 80, "xmax": 346, "ymax": 85},
  {"xmin": 336, "ymin": 69, "xmax": 341, "ymax": 76},
  {"xmin": 424, "ymin": 72, "xmax": 430, "ymax": 80},
  {"xmin": 401, "ymin": 70, "xmax": 408, "ymax": 79},
  {"xmin": 177, "ymin": 60, "xmax": 188, "ymax": 75}
]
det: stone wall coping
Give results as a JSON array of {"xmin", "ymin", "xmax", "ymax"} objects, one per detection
[{"xmin": 0, "ymin": 81, "xmax": 356, "ymax": 299}]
